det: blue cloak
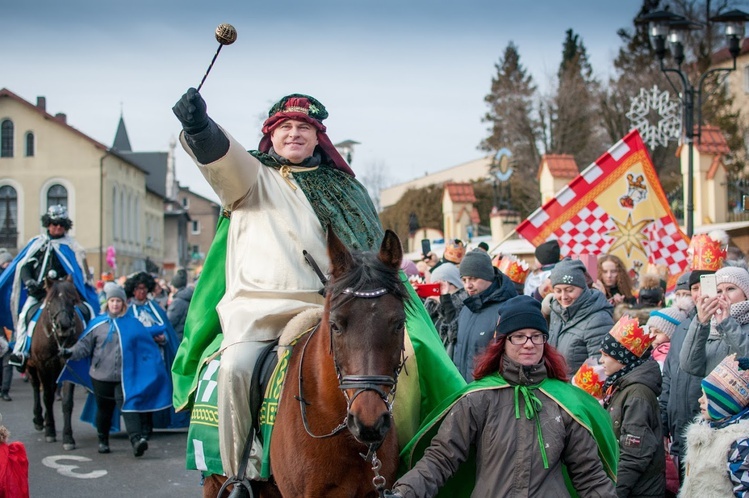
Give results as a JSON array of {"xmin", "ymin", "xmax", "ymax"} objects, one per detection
[
  {"xmin": 0, "ymin": 234, "xmax": 99, "ymax": 334},
  {"xmin": 59, "ymin": 312, "xmax": 173, "ymax": 413}
]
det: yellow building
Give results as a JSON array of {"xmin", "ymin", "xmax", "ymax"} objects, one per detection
[{"xmin": 0, "ymin": 88, "xmax": 165, "ymax": 278}]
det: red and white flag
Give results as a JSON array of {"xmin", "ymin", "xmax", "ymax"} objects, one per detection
[{"xmin": 516, "ymin": 129, "xmax": 689, "ymax": 289}]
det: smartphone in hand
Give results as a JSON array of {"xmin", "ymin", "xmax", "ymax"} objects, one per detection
[
  {"xmin": 700, "ymin": 273, "xmax": 718, "ymax": 298},
  {"xmin": 421, "ymin": 239, "xmax": 432, "ymax": 260},
  {"xmin": 414, "ymin": 283, "xmax": 441, "ymax": 298}
]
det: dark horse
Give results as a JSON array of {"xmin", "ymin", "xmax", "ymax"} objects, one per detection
[
  {"xmin": 205, "ymin": 229, "xmax": 409, "ymax": 498},
  {"xmin": 26, "ymin": 279, "xmax": 84, "ymax": 450},
  {"xmin": 268, "ymin": 228, "xmax": 408, "ymax": 497}
]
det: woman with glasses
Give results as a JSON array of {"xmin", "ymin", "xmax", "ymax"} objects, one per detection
[{"xmin": 388, "ymin": 295, "xmax": 618, "ymax": 497}]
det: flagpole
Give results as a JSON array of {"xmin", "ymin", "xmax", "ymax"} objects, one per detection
[{"xmin": 488, "ymin": 228, "xmax": 518, "ymax": 255}]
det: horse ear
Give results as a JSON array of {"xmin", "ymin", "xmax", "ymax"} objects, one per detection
[
  {"xmin": 378, "ymin": 230, "xmax": 403, "ymax": 270},
  {"xmin": 327, "ymin": 225, "xmax": 354, "ymax": 278}
]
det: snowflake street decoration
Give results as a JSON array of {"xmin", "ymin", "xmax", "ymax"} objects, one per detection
[{"xmin": 626, "ymin": 86, "xmax": 681, "ymax": 150}]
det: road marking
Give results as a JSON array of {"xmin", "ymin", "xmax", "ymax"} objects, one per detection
[{"xmin": 41, "ymin": 455, "xmax": 108, "ymax": 479}]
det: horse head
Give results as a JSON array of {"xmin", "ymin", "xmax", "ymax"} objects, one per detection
[
  {"xmin": 324, "ymin": 228, "xmax": 408, "ymax": 447},
  {"xmin": 44, "ymin": 279, "xmax": 83, "ymax": 346}
]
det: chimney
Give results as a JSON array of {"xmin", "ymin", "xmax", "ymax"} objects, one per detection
[
  {"xmin": 36, "ymin": 96, "xmax": 46, "ymax": 111},
  {"xmin": 55, "ymin": 113, "xmax": 67, "ymax": 124}
]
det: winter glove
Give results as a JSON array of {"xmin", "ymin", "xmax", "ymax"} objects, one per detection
[
  {"xmin": 172, "ymin": 88, "xmax": 210, "ymax": 134},
  {"xmin": 58, "ymin": 348, "xmax": 73, "ymax": 359},
  {"xmin": 382, "ymin": 491, "xmax": 403, "ymax": 498},
  {"xmin": 24, "ymin": 279, "xmax": 41, "ymax": 296}
]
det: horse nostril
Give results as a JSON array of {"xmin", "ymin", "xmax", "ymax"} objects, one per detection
[{"xmin": 348, "ymin": 412, "xmax": 391, "ymax": 444}]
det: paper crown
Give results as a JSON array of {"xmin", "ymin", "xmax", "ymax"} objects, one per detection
[
  {"xmin": 689, "ymin": 233, "xmax": 727, "ymax": 271},
  {"xmin": 443, "ymin": 239, "xmax": 466, "ymax": 264},
  {"xmin": 609, "ymin": 315, "xmax": 655, "ymax": 358},
  {"xmin": 496, "ymin": 254, "xmax": 530, "ymax": 284},
  {"xmin": 572, "ymin": 359, "xmax": 608, "ymax": 400}
]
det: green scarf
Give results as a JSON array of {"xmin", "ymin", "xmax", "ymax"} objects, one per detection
[{"xmin": 249, "ymin": 151, "xmax": 383, "ymax": 251}]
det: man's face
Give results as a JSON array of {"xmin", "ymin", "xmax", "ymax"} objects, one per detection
[
  {"xmin": 270, "ymin": 119, "xmax": 318, "ymax": 164},
  {"xmin": 48, "ymin": 222, "xmax": 66, "ymax": 237},
  {"xmin": 461, "ymin": 276, "xmax": 492, "ymax": 296},
  {"xmin": 133, "ymin": 283, "xmax": 149, "ymax": 301}
]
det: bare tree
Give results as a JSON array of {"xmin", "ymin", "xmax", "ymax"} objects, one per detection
[{"xmin": 358, "ymin": 159, "xmax": 390, "ymax": 213}]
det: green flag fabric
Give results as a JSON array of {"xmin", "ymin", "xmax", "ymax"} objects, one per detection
[{"xmin": 399, "ymin": 373, "xmax": 618, "ymax": 497}]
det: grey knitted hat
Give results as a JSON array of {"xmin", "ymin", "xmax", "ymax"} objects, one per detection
[
  {"xmin": 459, "ymin": 250, "xmax": 495, "ymax": 282},
  {"xmin": 430, "ymin": 262, "xmax": 463, "ymax": 289},
  {"xmin": 104, "ymin": 283, "xmax": 127, "ymax": 302},
  {"xmin": 647, "ymin": 307, "xmax": 687, "ymax": 338},
  {"xmin": 550, "ymin": 258, "xmax": 587, "ymax": 289}
]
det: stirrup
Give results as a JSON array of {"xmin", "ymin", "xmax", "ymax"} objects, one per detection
[{"xmin": 8, "ymin": 353, "xmax": 26, "ymax": 371}]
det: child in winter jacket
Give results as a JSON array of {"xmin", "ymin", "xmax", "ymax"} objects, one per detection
[
  {"xmin": 646, "ymin": 307, "xmax": 687, "ymax": 372},
  {"xmin": 680, "ymin": 354, "xmax": 749, "ymax": 497},
  {"xmin": 600, "ymin": 315, "xmax": 666, "ymax": 497}
]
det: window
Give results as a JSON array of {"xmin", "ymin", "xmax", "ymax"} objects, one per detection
[
  {"xmin": 182, "ymin": 197, "xmax": 190, "ymax": 209},
  {"xmin": 25, "ymin": 132, "xmax": 34, "ymax": 157},
  {"xmin": 1, "ymin": 120, "xmax": 13, "ymax": 158},
  {"xmin": 0, "ymin": 186, "xmax": 17, "ymax": 248},
  {"xmin": 46, "ymin": 184, "xmax": 68, "ymax": 209},
  {"xmin": 191, "ymin": 220, "xmax": 200, "ymax": 234}
]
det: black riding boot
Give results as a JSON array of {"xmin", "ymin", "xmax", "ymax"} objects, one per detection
[
  {"xmin": 97, "ymin": 434, "xmax": 110, "ymax": 454},
  {"xmin": 131, "ymin": 434, "xmax": 148, "ymax": 457}
]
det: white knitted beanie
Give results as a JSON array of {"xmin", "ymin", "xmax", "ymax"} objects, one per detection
[
  {"xmin": 716, "ymin": 266, "xmax": 749, "ymax": 300},
  {"xmin": 646, "ymin": 307, "xmax": 687, "ymax": 338}
]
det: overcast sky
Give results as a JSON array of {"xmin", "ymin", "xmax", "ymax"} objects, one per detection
[{"xmin": 2, "ymin": 0, "xmax": 643, "ymax": 202}]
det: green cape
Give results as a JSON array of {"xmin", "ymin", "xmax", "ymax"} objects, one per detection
[{"xmin": 399, "ymin": 373, "xmax": 619, "ymax": 497}]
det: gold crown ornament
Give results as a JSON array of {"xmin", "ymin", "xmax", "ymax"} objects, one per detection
[
  {"xmin": 688, "ymin": 233, "xmax": 727, "ymax": 271},
  {"xmin": 610, "ymin": 315, "xmax": 655, "ymax": 358},
  {"xmin": 496, "ymin": 254, "xmax": 530, "ymax": 284},
  {"xmin": 572, "ymin": 359, "xmax": 608, "ymax": 400}
]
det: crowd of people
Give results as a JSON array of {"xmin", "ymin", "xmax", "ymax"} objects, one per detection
[
  {"xmin": 407, "ymin": 231, "xmax": 749, "ymax": 497},
  {"xmin": 0, "ymin": 205, "xmax": 193, "ymax": 461}
]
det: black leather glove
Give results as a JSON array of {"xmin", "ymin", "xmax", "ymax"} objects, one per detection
[
  {"xmin": 172, "ymin": 88, "xmax": 209, "ymax": 134},
  {"xmin": 25, "ymin": 279, "xmax": 41, "ymax": 296},
  {"xmin": 58, "ymin": 348, "xmax": 73, "ymax": 359}
]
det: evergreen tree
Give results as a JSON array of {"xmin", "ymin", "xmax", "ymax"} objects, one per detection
[{"xmin": 480, "ymin": 41, "xmax": 542, "ymax": 216}]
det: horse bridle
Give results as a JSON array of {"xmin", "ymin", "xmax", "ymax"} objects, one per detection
[
  {"xmin": 296, "ymin": 285, "xmax": 406, "ymax": 441},
  {"xmin": 47, "ymin": 307, "xmax": 80, "ymax": 350}
]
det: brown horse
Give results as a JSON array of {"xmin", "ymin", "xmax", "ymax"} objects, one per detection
[
  {"xmin": 268, "ymin": 228, "xmax": 408, "ymax": 497},
  {"xmin": 26, "ymin": 279, "xmax": 85, "ymax": 450}
]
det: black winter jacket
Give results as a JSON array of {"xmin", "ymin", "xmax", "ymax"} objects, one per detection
[
  {"xmin": 605, "ymin": 358, "xmax": 665, "ymax": 498},
  {"xmin": 453, "ymin": 269, "xmax": 517, "ymax": 382}
]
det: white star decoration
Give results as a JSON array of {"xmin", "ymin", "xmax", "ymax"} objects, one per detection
[{"xmin": 626, "ymin": 86, "xmax": 681, "ymax": 150}]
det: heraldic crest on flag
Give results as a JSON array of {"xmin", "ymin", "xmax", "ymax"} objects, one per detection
[{"xmin": 517, "ymin": 129, "xmax": 689, "ymax": 289}]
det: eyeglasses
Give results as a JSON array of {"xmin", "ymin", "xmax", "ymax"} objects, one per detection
[
  {"xmin": 507, "ymin": 334, "xmax": 547, "ymax": 346},
  {"xmin": 49, "ymin": 221, "xmax": 64, "ymax": 227}
]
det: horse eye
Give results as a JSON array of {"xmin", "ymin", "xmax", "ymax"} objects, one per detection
[{"xmin": 329, "ymin": 321, "xmax": 341, "ymax": 334}]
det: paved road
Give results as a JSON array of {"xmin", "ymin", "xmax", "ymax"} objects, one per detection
[{"xmin": 1, "ymin": 374, "xmax": 204, "ymax": 497}]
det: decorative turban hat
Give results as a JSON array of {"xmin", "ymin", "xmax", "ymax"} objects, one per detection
[{"xmin": 258, "ymin": 94, "xmax": 354, "ymax": 177}]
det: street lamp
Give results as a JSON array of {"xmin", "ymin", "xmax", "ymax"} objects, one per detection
[{"xmin": 637, "ymin": 9, "xmax": 749, "ymax": 237}]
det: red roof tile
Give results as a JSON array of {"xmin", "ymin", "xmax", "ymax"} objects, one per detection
[
  {"xmin": 711, "ymin": 37, "xmax": 749, "ymax": 65},
  {"xmin": 675, "ymin": 125, "xmax": 731, "ymax": 157},
  {"xmin": 444, "ymin": 182, "xmax": 476, "ymax": 203},
  {"xmin": 537, "ymin": 154, "xmax": 578, "ymax": 180}
]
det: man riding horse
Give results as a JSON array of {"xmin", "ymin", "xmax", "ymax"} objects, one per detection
[
  {"xmin": 3, "ymin": 205, "xmax": 98, "ymax": 370},
  {"xmin": 172, "ymin": 89, "xmax": 466, "ymax": 493}
]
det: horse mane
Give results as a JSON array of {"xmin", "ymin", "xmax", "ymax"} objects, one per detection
[
  {"xmin": 47, "ymin": 279, "xmax": 81, "ymax": 305},
  {"xmin": 327, "ymin": 250, "xmax": 410, "ymax": 306}
]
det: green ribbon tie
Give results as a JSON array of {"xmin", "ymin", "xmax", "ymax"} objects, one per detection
[{"xmin": 513, "ymin": 384, "xmax": 549, "ymax": 469}]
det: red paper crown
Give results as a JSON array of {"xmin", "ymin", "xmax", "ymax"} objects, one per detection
[
  {"xmin": 573, "ymin": 362, "xmax": 606, "ymax": 400},
  {"xmin": 689, "ymin": 234, "xmax": 727, "ymax": 271},
  {"xmin": 496, "ymin": 255, "xmax": 530, "ymax": 284},
  {"xmin": 443, "ymin": 240, "xmax": 466, "ymax": 264},
  {"xmin": 610, "ymin": 315, "xmax": 655, "ymax": 358}
]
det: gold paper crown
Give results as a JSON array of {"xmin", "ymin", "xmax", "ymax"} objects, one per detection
[
  {"xmin": 443, "ymin": 239, "xmax": 466, "ymax": 264},
  {"xmin": 689, "ymin": 233, "xmax": 727, "ymax": 271},
  {"xmin": 496, "ymin": 254, "xmax": 530, "ymax": 284},
  {"xmin": 706, "ymin": 354, "xmax": 749, "ymax": 405},
  {"xmin": 610, "ymin": 315, "xmax": 655, "ymax": 358},
  {"xmin": 572, "ymin": 362, "xmax": 606, "ymax": 400}
]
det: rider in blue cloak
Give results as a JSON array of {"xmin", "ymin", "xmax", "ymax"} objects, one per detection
[{"xmin": 0, "ymin": 205, "xmax": 98, "ymax": 369}]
